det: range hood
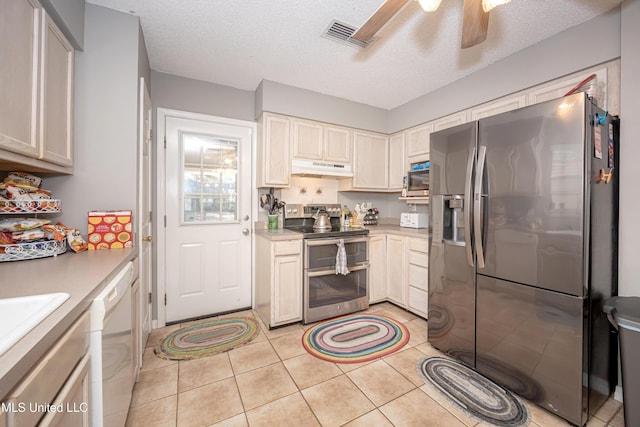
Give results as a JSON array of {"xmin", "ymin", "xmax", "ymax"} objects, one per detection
[{"xmin": 291, "ymin": 159, "xmax": 353, "ymax": 177}]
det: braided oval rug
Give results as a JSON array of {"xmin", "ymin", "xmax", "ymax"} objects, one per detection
[
  {"xmin": 302, "ymin": 314, "xmax": 410, "ymax": 363},
  {"xmin": 154, "ymin": 317, "xmax": 259, "ymax": 361},
  {"xmin": 417, "ymin": 356, "xmax": 530, "ymax": 426}
]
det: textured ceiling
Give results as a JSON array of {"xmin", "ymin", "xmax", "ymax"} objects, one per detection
[{"xmin": 86, "ymin": 0, "xmax": 623, "ymax": 110}]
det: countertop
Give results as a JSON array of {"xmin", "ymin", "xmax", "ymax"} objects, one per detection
[
  {"xmin": 0, "ymin": 248, "xmax": 136, "ymax": 399},
  {"xmin": 254, "ymin": 224, "xmax": 428, "ymax": 241},
  {"xmin": 365, "ymin": 224, "xmax": 429, "ymax": 238}
]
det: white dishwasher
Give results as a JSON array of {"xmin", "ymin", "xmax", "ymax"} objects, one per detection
[{"xmin": 90, "ymin": 260, "xmax": 135, "ymax": 427}]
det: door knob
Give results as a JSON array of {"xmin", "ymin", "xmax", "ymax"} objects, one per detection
[
  {"xmin": 242, "ymin": 228, "xmax": 250, "ymax": 235},
  {"xmin": 142, "ymin": 235, "xmax": 152, "ymax": 242}
]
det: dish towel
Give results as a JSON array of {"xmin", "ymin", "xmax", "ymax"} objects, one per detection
[{"xmin": 336, "ymin": 239, "xmax": 350, "ymax": 275}]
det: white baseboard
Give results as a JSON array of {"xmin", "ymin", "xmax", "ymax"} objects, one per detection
[{"xmin": 614, "ymin": 385, "xmax": 624, "ymax": 402}]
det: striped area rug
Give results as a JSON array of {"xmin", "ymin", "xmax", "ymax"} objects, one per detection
[
  {"xmin": 417, "ymin": 356, "xmax": 530, "ymax": 426},
  {"xmin": 154, "ymin": 317, "xmax": 259, "ymax": 361},
  {"xmin": 302, "ymin": 314, "xmax": 410, "ymax": 363}
]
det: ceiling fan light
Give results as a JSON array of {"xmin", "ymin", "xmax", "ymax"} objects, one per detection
[
  {"xmin": 417, "ymin": 0, "xmax": 443, "ymax": 12},
  {"xmin": 482, "ymin": 0, "xmax": 511, "ymax": 13}
]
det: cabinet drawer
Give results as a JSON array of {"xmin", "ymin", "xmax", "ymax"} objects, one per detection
[
  {"xmin": 409, "ymin": 238, "xmax": 428, "ymax": 253},
  {"xmin": 408, "ymin": 264, "xmax": 428, "ymax": 291},
  {"xmin": 408, "ymin": 286, "xmax": 428, "ymax": 317},
  {"xmin": 39, "ymin": 352, "xmax": 91, "ymax": 427},
  {"xmin": 273, "ymin": 240, "xmax": 301, "ymax": 256},
  {"xmin": 408, "ymin": 251, "xmax": 428, "ymax": 268},
  {"xmin": 5, "ymin": 311, "xmax": 89, "ymax": 427}
]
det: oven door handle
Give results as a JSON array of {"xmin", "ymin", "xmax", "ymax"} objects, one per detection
[
  {"xmin": 305, "ymin": 237, "xmax": 369, "ymax": 247},
  {"xmin": 306, "ymin": 263, "xmax": 369, "ymax": 277}
]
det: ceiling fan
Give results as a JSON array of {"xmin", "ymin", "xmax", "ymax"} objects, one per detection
[{"xmin": 351, "ymin": 0, "xmax": 511, "ymax": 49}]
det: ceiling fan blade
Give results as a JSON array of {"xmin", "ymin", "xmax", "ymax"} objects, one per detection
[
  {"xmin": 461, "ymin": 0, "xmax": 489, "ymax": 49},
  {"xmin": 351, "ymin": 0, "xmax": 410, "ymax": 43}
]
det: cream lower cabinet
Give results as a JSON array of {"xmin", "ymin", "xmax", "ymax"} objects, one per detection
[
  {"xmin": 369, "ymin": 233, "xmax": 429, "ymax": 318},
  {"xmin": 131, "ymin": 279, "xmax": 141, "ymax": 383},
  {"xmin": 407, "ymin": 237, "xmax": 429, "ymax": 318},
  {"xmin": 256, "ymin": 235, "xmax": 303, "ymax": 328},
  {"xmin": 2, "ymin": 311, "xmax": 90, "ymax": 427},
  {"xmin": 368, "ymin": 235, "xmax": 387, "ymax": 304},
  {"xmin": 38, "ymin": 353, "xmax": 91, "ymax": 427},
  {"xmin": 386, "ymin": 234, "xmax": 407, "ymax": 307}
]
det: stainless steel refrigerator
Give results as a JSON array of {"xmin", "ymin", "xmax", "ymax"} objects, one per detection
[{"xmin": 428, "ymin": 92, "xmax": 619, "ymax": 426}]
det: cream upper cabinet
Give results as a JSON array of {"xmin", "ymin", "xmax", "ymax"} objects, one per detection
[
  {"xmin": 470, "ymin": 94, "xmax": 527, "ymax": 120},
  {"xmin": 369, "ymin": 235, "xmax": 387, "ymax": 304},
  {"xmin": 388, "ymin": 132, "xmax": 405, "ymax": 191},
  {"xmin": 351, "ymin": 130, "xmax": 389, "ymax": 190},
  {"xmin": 39, "ymin": 11, "xmax": 74, "ymax": 166},
  {"xmin": 292, "ymin": 119, "xmax": 323, "ymax": 160},
  {"xmin": 257, "ymin": 113, "xmax": 291, "ymax": 188},
  {"xmin": 406, "ymin": 123, "xmax": 432, "ymax": 158},
  {"xmin": 0, "ymin": 0, "xmax": 74, "ymax": 170},
  {"xmin": 323, "ymin": 124, "xmax": 351, "ymax": 163},
  {"xmin": 292, "ymin": 119, "xmax": 351, "ymax": 163},
  {"xmin": 0, "ymin": 0, "xmax": 41, "ymax": 158},
  {"xmin": 432, "ymin": 110, "xmax": 468, "ymax": 132},
  {"xmin": 527, "ymin": 67, "xmax": 608, "ymax": 107}
]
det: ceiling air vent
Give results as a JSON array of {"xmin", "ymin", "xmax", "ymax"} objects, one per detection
[{"xmin": 323, "ymin": 20, "xmax": 375, "ymax": 49}]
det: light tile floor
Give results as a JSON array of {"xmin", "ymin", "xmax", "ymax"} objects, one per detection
[{"xmin": 126, "ymin": 303, "xmax": 625, "ymax": 427}]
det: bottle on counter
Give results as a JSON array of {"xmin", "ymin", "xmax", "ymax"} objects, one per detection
[{"xmin": 342, "ymin": 205, "xmax": 350, "ymax": 229}]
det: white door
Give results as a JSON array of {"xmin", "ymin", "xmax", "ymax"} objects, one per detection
[
  {"xmin": 164, "ymin": 114, "xmax": 253, "ymax": 322},
  {"xmin": 138, "ymin": 77, "xmax": 152, "ymax": 358}
]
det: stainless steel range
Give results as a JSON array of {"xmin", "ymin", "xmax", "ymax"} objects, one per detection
[{"xmin": 283, "ymin": 204, "xmax": 369, "ymax": 323}]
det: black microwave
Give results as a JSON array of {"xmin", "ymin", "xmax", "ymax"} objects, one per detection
[{"xmin": 406, "ymin": 168, "xmax": 429, "ymax": 196}]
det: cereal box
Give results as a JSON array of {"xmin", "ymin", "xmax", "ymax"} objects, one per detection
[{"xmin": 88, "ymin": 210, "xmax": 133, "ymax": 250}]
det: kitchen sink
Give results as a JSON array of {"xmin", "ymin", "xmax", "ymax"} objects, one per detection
[{"xmin": 0, "ymin": 293, "xmax": 70, "ymax": 356}]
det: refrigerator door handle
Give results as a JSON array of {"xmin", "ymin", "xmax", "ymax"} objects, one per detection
[
  {"xmin": 464, "ymin": 145, "xmax": 476, "ymax": 267},
  {"xmin": 474, "ymin": 146, "xmax": 487, "ymax": 268}
]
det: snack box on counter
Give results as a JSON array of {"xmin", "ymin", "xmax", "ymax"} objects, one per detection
[{"xmin": 88, "ymin": 210, "xmax": 133, "ymax": 250}]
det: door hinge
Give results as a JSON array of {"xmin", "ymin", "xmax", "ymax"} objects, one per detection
[
  {"xmin": 148, "ymin": 292, "xmax": 152, "ymax": 304},
  {"xmin": 148, "ymin": 128, "xmax": 153, "ymax": 141},
  {"xmin": 164, "ymin": 136, "xmax": 167, "ymax": 149},
  {"xmin": 149, "ymin": 211, "xmax": 152, "ymax": 222},
  {"xmin": 164, "ymin": 294, "xmax": 167, "ymax": 305},
  {"xmin": 164, "ymin": 215, "xmax": 167, "ymax": 227}
]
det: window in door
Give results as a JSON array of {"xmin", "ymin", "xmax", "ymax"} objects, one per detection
[{"xmin": 181, "ymin": 133, "xmax": 239, "ymax": 224}]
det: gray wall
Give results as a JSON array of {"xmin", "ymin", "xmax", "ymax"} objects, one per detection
[
  {"xmin": 45, "ymin": 5, "xmax": 140, "ymax": 230},
  {"xmin": 151, "ymin": 72, "xmax": 254, "ymax": 121},
  {"xmin": 139, "ymin": 26, "xmax": 151, "ymax": 90},
  {"xmin": 257, "ymin": 80, "xmax": 389, "ymax": 133},
  {"xmin": 618, "ymin": 0, "xmax": 640, "ymax": 297},
  {"xmin": 40, "ymin": 0, "xmax": 85, "ymax": 49},
  {"xmin": 145, "ymin": 2, "xmax": 637, "ymax": 297},
  {"xmin": 389, "ymin": 8, "xmax": 621, "ymax": 132}
]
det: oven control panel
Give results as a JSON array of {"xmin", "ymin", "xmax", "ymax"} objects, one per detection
[{"xmin": 284, "ymin": 203, "xmax": 341, "ymax": 219}]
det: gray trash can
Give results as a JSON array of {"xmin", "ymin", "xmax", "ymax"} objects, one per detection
[{"xmin": 603, "ymin": 296, "xmax": 640, "ymax": 427}]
